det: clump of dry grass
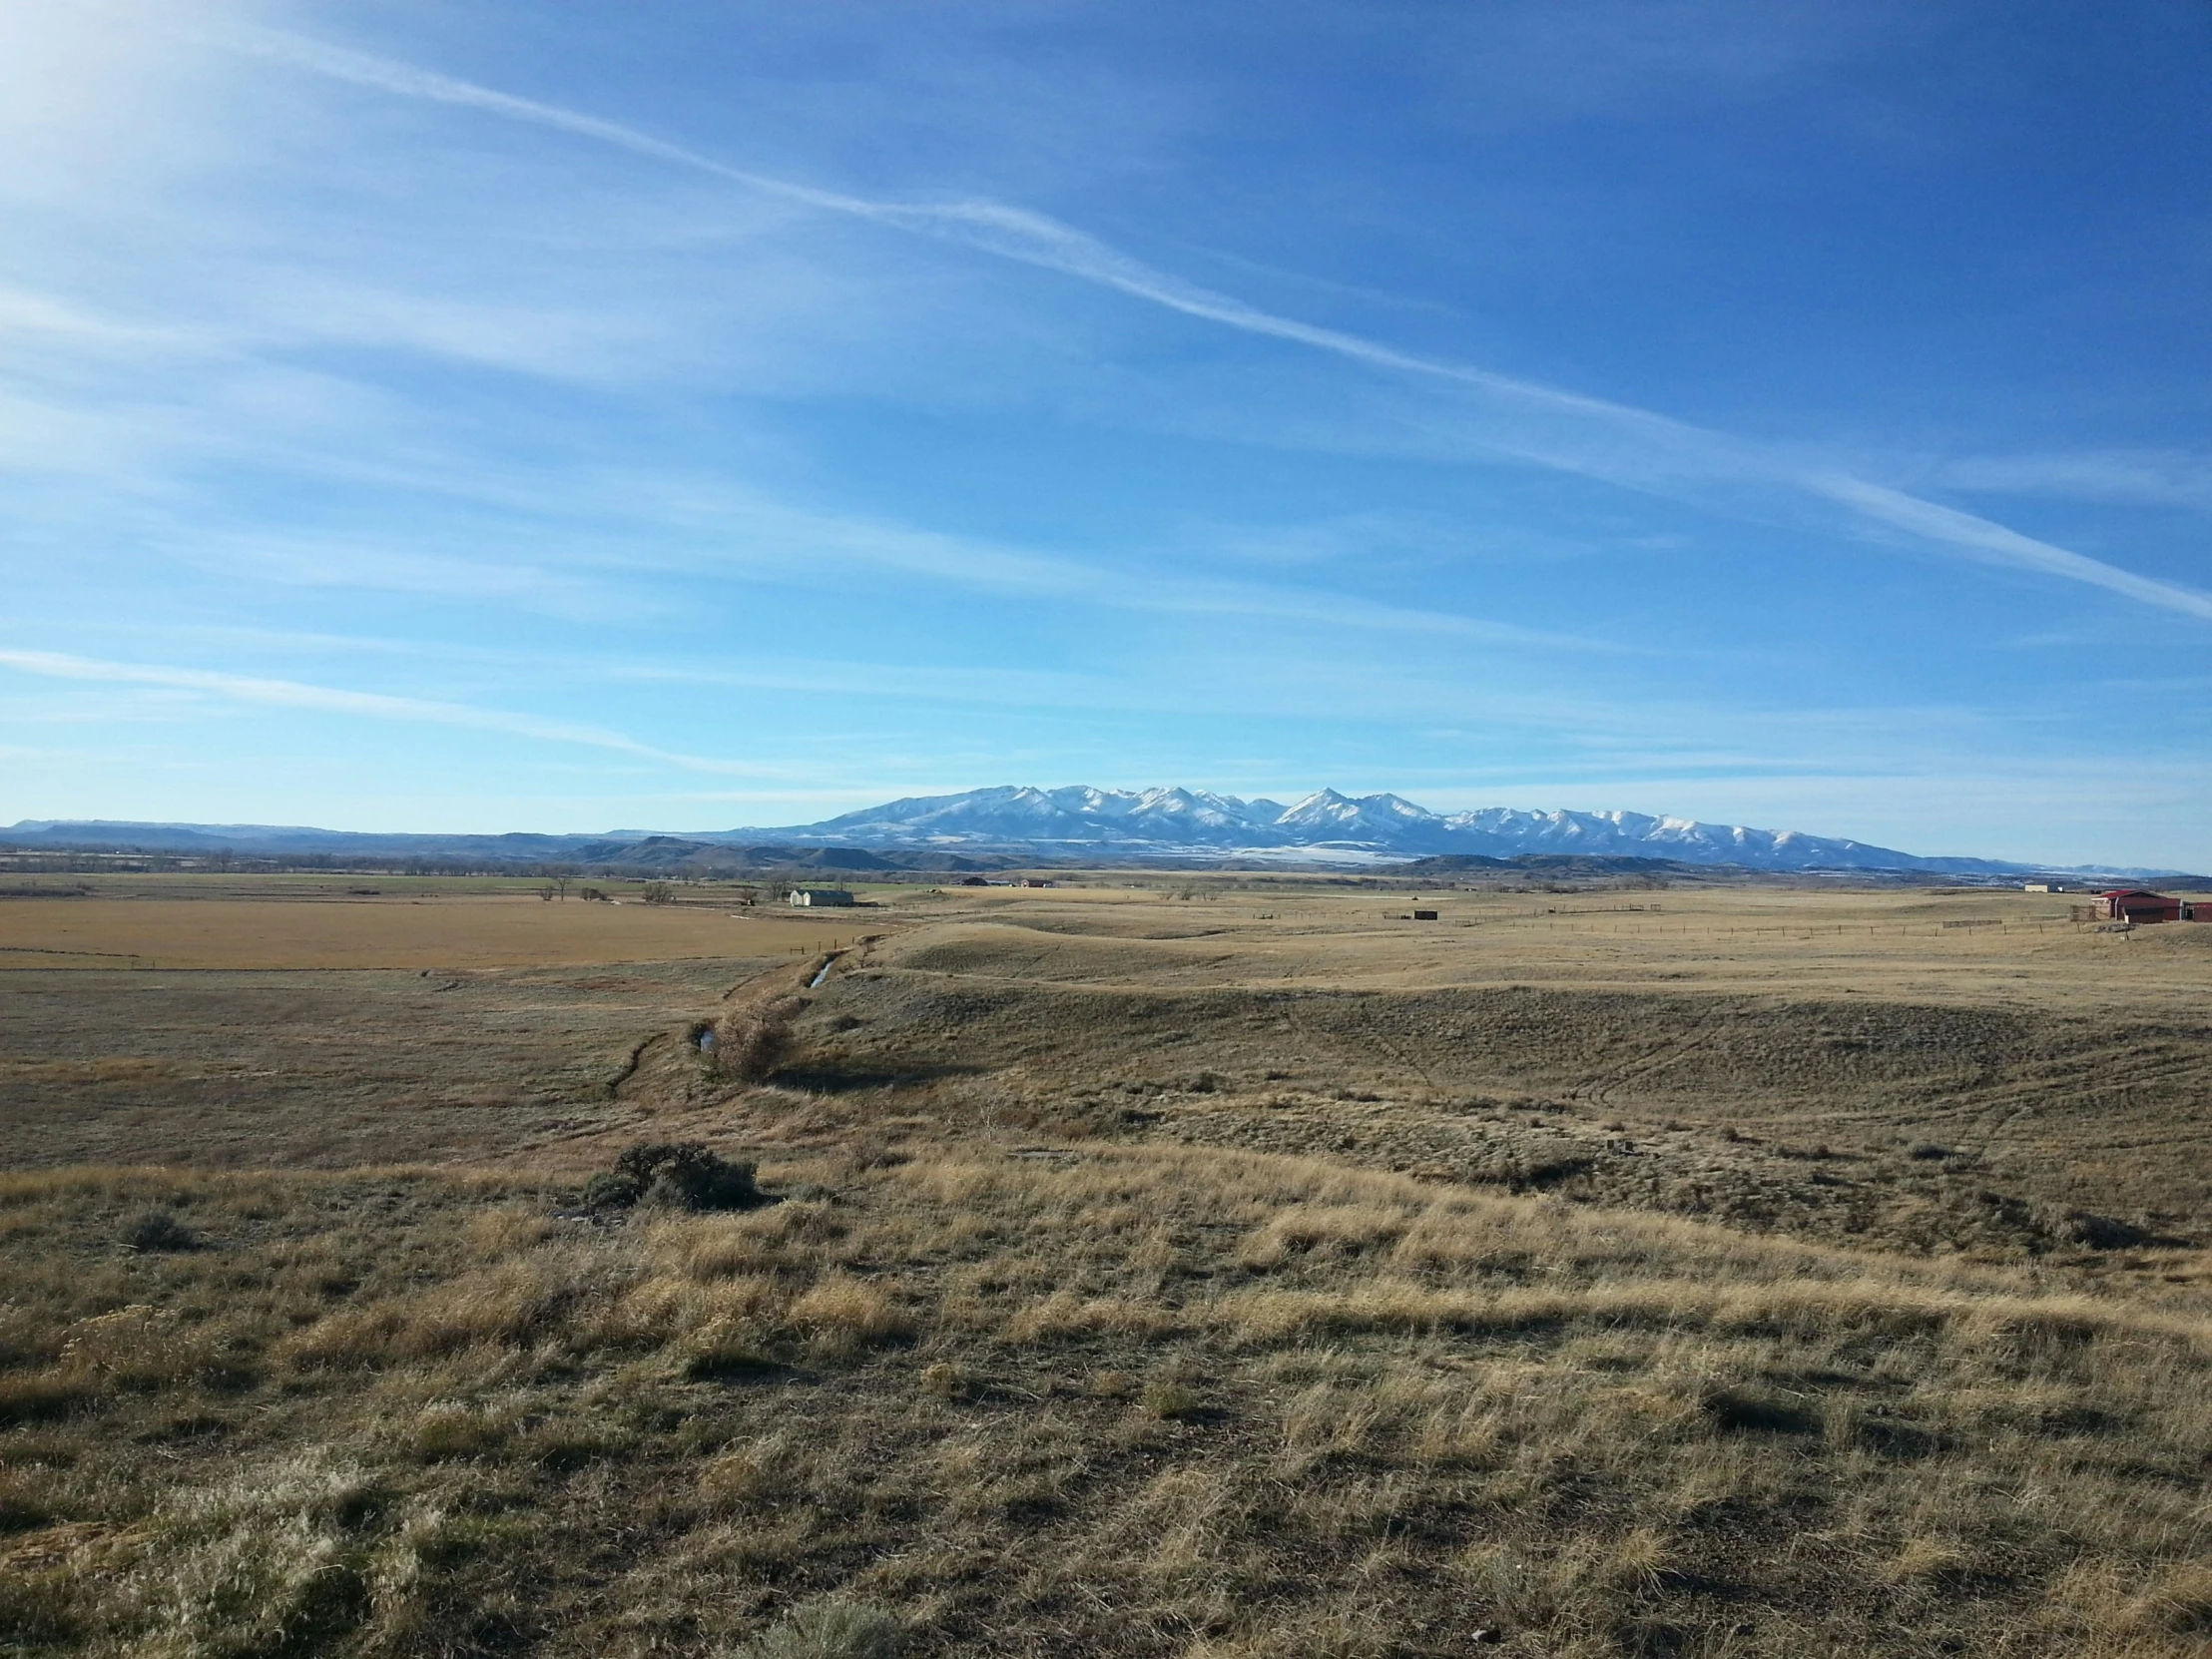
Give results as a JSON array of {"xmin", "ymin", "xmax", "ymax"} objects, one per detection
[
  {"xmin": 460, "ymin": 1205, "xmax": 557, "ymax": 1258},
  {"xmin": 790, "ymin": 1276, "xmax": 916, "ymax": 1358},
  {"xmin": 409, "ymin": 1399, "xmax": 517, "ymax": 1461},
  {"xmin": 661, "ymin": 1202, "xmax": 845, "ymax": 1281},
  {"xmin": 734, "ymin": 1599, "xmax": 903, "ymax": 1659},
  {"xmin": 1001, "ymin": 1292, "xmax": 1176, "ymax": 1345},
  {"xmin": 1232, "ymin": 1203, "xmax": 1406, "ymax": 1269}
]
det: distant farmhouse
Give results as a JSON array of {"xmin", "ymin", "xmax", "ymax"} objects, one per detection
[
  {"xmin": 2094, "ymin": 888, "xmax": 2200, "ymax": 924},
  {"xmin": 786, "ymin": 887, "xmax": 854, "ymax": 907}
]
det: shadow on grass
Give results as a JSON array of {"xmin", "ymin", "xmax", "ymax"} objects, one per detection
[{"xmin": 770, "ymin": 1061, "xmax": 985, "ymax": 1094}]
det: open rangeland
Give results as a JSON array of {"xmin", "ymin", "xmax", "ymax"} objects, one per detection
[
  {"xmin": 0, "ymin": 875, "xmax": 2207, "ymax": 1658},
  {"xmin": 0, "ymin": 875, "xmax": 879, "ymax": 971}
]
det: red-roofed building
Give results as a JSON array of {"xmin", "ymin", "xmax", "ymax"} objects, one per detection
[{"xmin": 2097, "ymin": 889, "xmax": 2185, "ymax": 923}]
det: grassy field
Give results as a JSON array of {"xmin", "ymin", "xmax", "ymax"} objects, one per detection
[
  {"xmin": 0, "ymin": 879, "xmax": 881, "ymax": 970},
  {"xmin": 0, "ymin": 876, "xmax": 2207, "ymax": 1657}
]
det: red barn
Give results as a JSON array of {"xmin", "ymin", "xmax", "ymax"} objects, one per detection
[{"xmin": 2097, "ymin": 889, "xmax": 2185, "ymax": 923}]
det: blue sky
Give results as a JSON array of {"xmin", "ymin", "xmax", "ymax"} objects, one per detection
[{"xmin": 3, "ymin": 1, "xmax": 2209, "ymax": 866}]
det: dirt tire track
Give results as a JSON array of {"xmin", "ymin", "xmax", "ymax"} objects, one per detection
[{"xmin": 1570, "ymin": 998, "xmax": 1727, "ymax": 1113}]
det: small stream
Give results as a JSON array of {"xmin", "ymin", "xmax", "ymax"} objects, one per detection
[{"xmin": 808, "ymin": 953, "xmax": 839, "ymax": 989}]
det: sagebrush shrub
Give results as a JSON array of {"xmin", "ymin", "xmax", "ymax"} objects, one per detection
[
  {"xmin": 719, "ymin": 995, "xmax": 804, "ymax": 1082},
  {"xmin": 581, "ymin": 1171, "xmax": 643, "ymax": 1211},
  {"xmin": 120, "ymin": 1208, "xmax": 198, "ymax": 1252},
  {"xmin": 586, "ymin": 1143, "xmax": 763, "ymax": 1213}
]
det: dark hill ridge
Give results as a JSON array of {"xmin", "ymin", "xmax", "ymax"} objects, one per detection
[
  {"xmin": 3, "ymin": 786, "xmax": 2196, "ymax": 880},
  {"xmin": 0, "ymin": 823, "xmax": 1010, "ymax": 874},
  {"xmin": 567, "ymin": 840, "xmax": 1006, "ymax": 874},
  {"xmin": 1394, "ymin": 852, "xmax": 1723, "ymax": 877},
  {"xmin": 560, "ymin": 836, "xmax": 924, "ymax": 872}
]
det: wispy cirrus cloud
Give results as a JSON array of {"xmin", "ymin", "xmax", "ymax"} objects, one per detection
[
  {"xmin": 115, "ymin": 471, "xmax": 1616, "ymax": 649},
  {"xmin": 0, "ymin": 649, "xmax": 782, "ymax": 777},
  {"xmin": 1929, "ymin": 449, "xmax": 2212, "ymax": 514},
  {"xmin": 198, "ymin": 19, "xmax": 2212, "ymax": 628},
  {"xmin": 616, "ymin": 485, "xmax": 1617, "ymax": 648},
  {"xmin": 1806, "ymin": 476, "xmax": 2212, "ymax": 622}
]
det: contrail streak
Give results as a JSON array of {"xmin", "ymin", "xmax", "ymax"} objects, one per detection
[{"xmin": 211, "ymin": 21, "xmax": 2212, "ymax": 626}]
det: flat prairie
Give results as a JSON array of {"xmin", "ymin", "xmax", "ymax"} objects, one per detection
[
  {"xmin": 0, "ymin": 874, "xmax": 2207, "ymax": 1658},
  {"xmin": 0, "ymin": 878, "xmax": 875, "ymax": 970}
]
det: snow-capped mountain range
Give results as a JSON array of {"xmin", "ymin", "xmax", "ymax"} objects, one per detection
[
  {"xmin": 748, "ymin": 786, "xmax": 2042, "ymax": 874},
  {"xmin": 7, "ymin": 787, "xmax": 2183, "ymax": 876}
]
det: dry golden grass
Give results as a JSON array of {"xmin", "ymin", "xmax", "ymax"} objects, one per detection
[
  {"xmin": 0, "ymin": 893, "xmax": 869, "ymax": 969},
  {"xmin": 805, "ymin": 888, "xmax": 2212, "ymax": 1249},
  {"xmin": 0, "ymin": 1149, "xmax": 2204, "ymax": 1656},
  {"xmin": 0, "ymin": 954, "xmax": 780, "ymax": 1169},
  {"xmin": 890, "ymin": 876, "xmax": 2212, "ymax": 1018},
  {"xmin": 2, "ymin": 875, "xmax": 2209, "ymax": 1655}
]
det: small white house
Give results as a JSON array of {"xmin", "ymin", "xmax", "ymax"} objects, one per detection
[
  {"xmin": 2023, "ymin": 882, "xmax": 2065, "ymax": 893},
  {"xmin": 787, "ymin": 887, "xmax": 855, "ymax": 907}
]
